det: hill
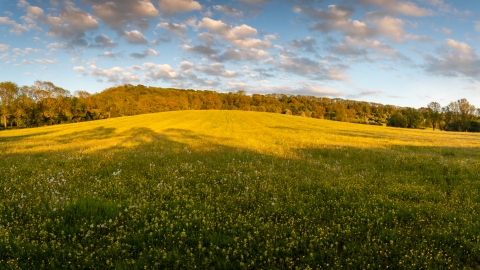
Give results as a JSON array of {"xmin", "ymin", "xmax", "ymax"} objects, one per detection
[
  {"xmin": 1, "ymin": 110, "xmax": 479, "ymax": 268},
  {"xmin": 2, "ymin": 81, "xmax": 480, "ymax": 132}
]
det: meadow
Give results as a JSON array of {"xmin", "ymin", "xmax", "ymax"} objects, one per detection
[{"xmin": 0, "ymin": 110, "xmax": 479, "ymax": 269}]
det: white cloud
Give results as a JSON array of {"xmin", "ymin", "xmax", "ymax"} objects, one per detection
[
  {"xmin": 83, "ymin": 0, "xmax": 158, "ymax": 30},
  {"xmin": 35, "ymin": 58, "xmax": 57, "ymax": 64},
  {"xmin": 91, "ymin": 34, "xmax": 116, "ymax": 48},
  {"xmin": 353, "ymin": 0, "xmax": 432, "ymax": 16},
  {"xmin": 17, "ymin": 0, "xmax": 29, "ymax": 8},
  {"xmin": 299, "ymin": 83, "xmax": 345, "ymax": 97},
  {"xmin": 73, "ymin": 66, "xmax": 86, "ymax": 71},
  {"xmin": 252, "ymin": 82, "xmax": 345, "ymax": 97},
  {"xmin": 43, "ymin": 6, "xmax": 100, "ymax": 39},
  {"xmin": 214, "ymin": 5, "xmax": 242, "ymax": 17},
  {"xmin": 71, "ymin": 57, "xmax": 83, "ymax": 62},
  {"xmin": 124, "ymin": 30, "xmax": 148, "ymax": 44},
  {"xmin": 294, "ymin": 5, "xmax": 376, "ymax": 39},
  {"xmin": 130, "ymin": 48, "xmax": 160, "ymax": 59},
  {"xmin": 288, "ymin": 37, "xmax": 317, "ymax": 53},
  {"xmin": 441, "ymin": 27, "xmax": 453, "ymax": 35},
  {"xmin": 0, "ymin": 16, "xmax": 30, "ymax": 35},
  {"xmin": 344, "ymin": 36, "xmax": 405, "ymax": 59},
  {"xmin": 0, "ymin": 44, "xmax": 9, "ymax": 51},
  {"xmin": 476, "ymin": 22, "xmax": 480, "ymax": 32},
  {"xmin": 265, "ymin": 34, "xmax": 279, "ymax": 40},
  {"xmin": 424, "ymin": 39, "xmax": 480, "ymax": 80},
  {"xmin": 143, "ymin": 62, "xmax": 180, "ymax": 80},
  {"xmin": 158, "ymin": 0, "xmax": 202, "ymax": 14},
  {"xmin": 182, "ymin": 44, "xmax": 219, "ymax": 57},
  {"xmin": 197, "ymin": 18, "xmax": 271, "ymax": 49},
  {"xmin": 88, "ymin": 64, "xmax": 140, "ymax": 83},
  {"xmin": 102, "ymin": 52, "xmax": 116, "ymax": 58},
  {"xmin": 157, "ymin": 22, "xmax": 188, "ymax": 39},
  {"xmin": 242, "ymin": 0, "xmax": 273, "ymax": 4},
  {"xmin": 195, "ymin": 63, "xmax": 238, "ymax": 77},
  {"xmin": 13, "ymin": 47, "xmax": 41, "ymax": 56},
  {"xmin": 48, "ymin": 42, "xmax": 65, "ymax": 49},
  {"xmin": 446, "ymin": 39, "xmax": 474, "ymax": 56},
  {"xmin": 271, "ymin": 53, "xmax": 348, "ymax": 81},
  {"xmin": 368, "ymin": 15, "xmax": 433, "ymax": 43}
]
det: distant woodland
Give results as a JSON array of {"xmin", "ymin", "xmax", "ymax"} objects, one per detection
[{"xmin": 1, "ymin": 80, "xmax": 479, "ymax": 132}]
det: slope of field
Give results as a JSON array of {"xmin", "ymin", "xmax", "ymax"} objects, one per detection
[{"xmin": 1, "ymin": 110, "xmax": 479, "ymax": 269}]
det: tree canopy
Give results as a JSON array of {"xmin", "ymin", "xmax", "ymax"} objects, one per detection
[{"xmin": 1, "ymin": 81, "xmax": 479, "ymax": 132}]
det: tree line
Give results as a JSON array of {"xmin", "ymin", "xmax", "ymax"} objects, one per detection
[{"xmin": 1, "ymin": 80, "xmax": 479, "ymax": 132}]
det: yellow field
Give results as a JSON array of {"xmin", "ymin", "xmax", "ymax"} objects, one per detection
[
  {"xmin": 2, "ymin": 110, "xmax": 479, "ymax": 155},
  {"xmin": 1, "ymin": 110, "xmax": 479, "ymax": 269}
]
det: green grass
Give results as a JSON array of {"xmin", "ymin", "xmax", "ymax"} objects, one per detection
[{"xmin": 1, "ymin": 110, "xmax": 480, "ymax": 269}]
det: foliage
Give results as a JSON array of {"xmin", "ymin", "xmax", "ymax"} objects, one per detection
[
  {"xmin": 386, "ymin": 112, "xmax": 407, "ymax": 128},
  {"xmin": 1, "ymin": 81, "xmax": 479, "ymax": 132},
  {"xmin": 1, "ymin": 111, "xmax": 479, "ymax": 268}
]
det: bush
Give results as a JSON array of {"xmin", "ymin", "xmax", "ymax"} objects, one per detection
[{"xmin": 387, "ymin": 113, "xmax": 408, "ymax": 128}]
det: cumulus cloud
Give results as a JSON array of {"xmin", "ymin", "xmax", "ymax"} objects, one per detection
[
  {"xmin": 351, "ymin": 0, "xmax": 432, "ymax": 16},
  {"xmin": 102, "ymin": 52, "xmax": 117, "ymax": 58},
  {"xmin": 0, "ymin": 44, "xmax": 9, "ymax": 51},
  {"xmin": 197, "ymin": 32, "xmax": 216, "ymax": 46},
  {"xmin": 73, "ymin": 66, "xmax": 86, "ymax": 71},
  {"xmin": 441, "ymin": 27, "xmax": 453, "ymax": 35},
  {"xmin": 158, "ymin": 0, "xmax": 202, "ymax": 14},
  {"xmin": 130, "ymin": 48, "xmax": 160, "ymax": 59},
  {"xmin": 194, "ymin": 63, "xmax": 238, "ymax": 77},
  {"xmin": 217, "ymin": 47, "xmax": 269, "ymax": 62},
  {"xmin": 90, "ymin": 34, "xmax": 116, "ymax": 48},
  {"xmin": 83, "ymin": 0, "xmax": 158, "ymax": 31},
  {"xmin": 259, "ymin": 83, "xmax": 345, "ymax": 97},
  {"xmin": 366, "ymin": 15, "xmax": 433, "ymax": 43},
  {"xmin": 182, "ymin": 44, "xmax": 220, "ymax": 58},
  {"xmin": 143, "ymin": 62, "xmax": 180, "ymax": 81},
  {"xmin": 0, "ymin": 16, "xmax": 31, "ymax": 35},
  {"xmin": 197, "ymin": 18, "xmax": 271, "ymax": 49},
  {"xmin": 347, "ymin": 89, "xmax": 385, "ymax": 98},
  {"xmin": 424, "ymin": 39, "xmax": 480, "ymax": 80},
  {"xmin": 124, "ymin": 30, "xmax": 148, "ymax": 44},
  {"xmin": 241, "ymin": 0, "xmax": 273, "ymax": 4},
  {"xmin": 47, "ymin": 7, "xmax": 99, "ymax": 39},
  {"xmin": 35, "ymin": 58, "xmax": 58, "ymax": 64},
  {"xmin": 331, "ymin": 36, "xmax": 406, "ymax": 61},
  {"xmin": 157, "ymin": 22, "xmax": 188, "ymax": 39},
  {"xmin": 88, "ymin": 64, "xmax": 140, "ymax": 83},
  {"xmin": 288, "ymin": 37, "xmax": 317, "ymax": 53},
  {"xmin": 182, "ymin": 43, "xmax": 269, "ymax": 62},
  {"xmin": 214, "ymin": 5, "xmax": 243, "ymax": 17},
  {"xmin": 271, "ymin": 53, "xmax": 348, "ymax": 81},
  {"xmin": 297, "ymin": 83, "xmax": 345, "ymax": 97},
  {"xmin": 13, "ymin": 47, "xmax": 41, "ymax": 56},
  {"xmin": 294, "ymin": 5, "xmax": 376, "ymax": 38}
]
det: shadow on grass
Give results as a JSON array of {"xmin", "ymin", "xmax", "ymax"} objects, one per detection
[
  {"xmin": 0, "ymin": 130, "xmax": 54, "ymax": 142},
  {"xmin": 2, "ymin": 122, "xmax": 480, "ymax": 269}
]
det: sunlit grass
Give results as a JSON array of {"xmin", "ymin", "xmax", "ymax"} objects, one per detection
[{"xmin": 1, "ymin": 110, "xmax": 479, "ymax": 269}]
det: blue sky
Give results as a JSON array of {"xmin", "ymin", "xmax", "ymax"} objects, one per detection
[{"xmin": 1, "ymin": 0, "xmax": 479, "ymax": 108}]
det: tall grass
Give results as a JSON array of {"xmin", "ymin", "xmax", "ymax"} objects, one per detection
[{"xmin": 0, "ymin": 111, "xmax": 479, "ymax": 269}]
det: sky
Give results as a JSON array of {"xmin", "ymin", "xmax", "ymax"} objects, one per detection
[{"xmin": 0, "ymin": 0, "xmax": 479, "ymax": 108}]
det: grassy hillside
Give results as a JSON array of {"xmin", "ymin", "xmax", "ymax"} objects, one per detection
[{"xmin": 1, "ymin": 110, "xmax": 479, "ymax": 269}]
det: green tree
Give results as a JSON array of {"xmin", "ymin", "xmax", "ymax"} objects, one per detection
[
  {"xmin": 387, "ymin": 112, "xmax": 408, "ymax": 128},
  {"xmin": 0, "ymin": 81, "xmax": 19, "ymax": 129},
  {"xmin": 427, "ymin": 102, "xmax": 441, "ymax": 130}
]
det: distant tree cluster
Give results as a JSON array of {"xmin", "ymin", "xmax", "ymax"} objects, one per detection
[
  {"xmin": 1, "ymin": 81, "xmax": 479, "ymax": 132},
  {"xmin": 387, "ymin": 100, "xmax": 480, "ymax": 132}
]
